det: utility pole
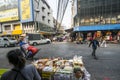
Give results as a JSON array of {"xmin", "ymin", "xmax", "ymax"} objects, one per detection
[{"xmin": 70, "ymin": 0, "xmax": 74, "ymax": 28}]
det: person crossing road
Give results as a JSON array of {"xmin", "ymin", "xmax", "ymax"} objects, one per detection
[{"xmin": 89, "ymin": 37, "xmax": 100, "ymax": 59}]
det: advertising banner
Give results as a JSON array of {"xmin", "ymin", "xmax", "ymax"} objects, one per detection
[
  {"xmin": 20, "ymin": 0, "xmax": 34, "ymax": 23},
  {"xmin": 0, "ymin": 0, "xmax": 19, "ymax": 22}
]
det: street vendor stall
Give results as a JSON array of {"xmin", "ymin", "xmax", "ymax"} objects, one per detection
[{"xmin": 33, "ymin": 55, "xmax": 91, "ymax": 80}]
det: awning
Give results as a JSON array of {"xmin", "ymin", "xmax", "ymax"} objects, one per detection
[{"xmin": 74, "ymin": 24, "xmax": 120, "ymax": 31}]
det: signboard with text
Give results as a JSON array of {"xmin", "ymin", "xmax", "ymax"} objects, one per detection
[
  {"xmin": 0, "ymin": 0, "xmax": 19, "ymax": 22},
  {"xmin": 20, "ymin": 0, "xmax": 34, "ymax": 23}
]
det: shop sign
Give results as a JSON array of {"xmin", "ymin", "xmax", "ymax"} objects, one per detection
[
  {"xmin": 0, "ymin": 0, "xmax": 19, "ymax": 22},
  {"xmin": 12, "ymin": 30, "xmax": 22, "ymax": 35},
  {"xmin": 20, "ymin": 0, "xmax": 34, "ymax": 22}
]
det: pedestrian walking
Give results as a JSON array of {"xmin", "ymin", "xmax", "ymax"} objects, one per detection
[
  {"xmin": 0, "ymin": 49, "xmax": 41, "ymax": 80},
  {"xmin": 100, "ymin": 37, "xmax": 107, "ymax": 47},
  {"xmin": 89, "ymin": 37, "xmax": 100, "ymax": 59}
]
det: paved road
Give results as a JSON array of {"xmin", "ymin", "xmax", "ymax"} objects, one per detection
[{"xmin": 0, "ymin": 42, "xmax": 120, "ymax": 80}]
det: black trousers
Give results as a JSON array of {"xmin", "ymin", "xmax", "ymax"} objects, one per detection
[{"xmin": 92, "ymin": 48, "xmax": 97, "ymax": 57}]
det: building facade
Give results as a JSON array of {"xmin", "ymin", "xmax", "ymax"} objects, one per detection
[
  {"xmin": 73, "ymin": 0, "xmax": 120, "ymax": 42},
  {"xmin": 0, "ymin": 0, "xmax": 54, "ymax": 39}
]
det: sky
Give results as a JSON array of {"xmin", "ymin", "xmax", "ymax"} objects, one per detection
[{"xmin": 47, "ymin": 0, "xmax": 72, "ymax": 29}]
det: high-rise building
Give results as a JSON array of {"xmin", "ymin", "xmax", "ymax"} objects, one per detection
[
  {"xmin": 0, "ymin": 0, "xmax": 54, "ymax": 39},
  {"xmin": 74, "ymin": 0, "xmax": 120, "ymax": 26},
  {"xmin": 73, "ymin": 0, "xmax": 120, "ymax": 41}
]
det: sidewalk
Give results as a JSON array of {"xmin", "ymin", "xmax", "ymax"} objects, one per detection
[{"xmin": 106, "ymin": 40, "xmax": 120, "ymax": 44}]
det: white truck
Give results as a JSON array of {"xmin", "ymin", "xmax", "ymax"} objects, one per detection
[{"xmin": 26, "ymin": 33, "xmax": 51, "ymax": 46}]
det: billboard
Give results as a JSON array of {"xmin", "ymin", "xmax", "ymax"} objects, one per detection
[
  {"xmin": 0, "ymin": 0, "xmax": 19, "ymax": 22},
  {"xmin": 20, "ymin": 0, "xmax": 34, "ymax": 23}
]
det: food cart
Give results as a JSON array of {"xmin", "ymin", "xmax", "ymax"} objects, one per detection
[{"xmin": 33, "ymin": 55, "xmax": 91, "ymax": 80}]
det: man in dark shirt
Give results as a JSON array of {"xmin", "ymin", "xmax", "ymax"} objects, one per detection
[{"xmin": 89, "ymin": 38, "xmax": 100, "ymax": 59}]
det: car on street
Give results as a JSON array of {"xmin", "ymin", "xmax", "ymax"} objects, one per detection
[
  {"xmin": 29, "ymin": 37, "xmax": 51, "ymax": 45},
  {"xmin": 22, "ymin": 33, "xmax": 51, "ymax": 46},
  {"xmin": 0, "ymin": 37, "xmax": 18, "ymax": 47}
]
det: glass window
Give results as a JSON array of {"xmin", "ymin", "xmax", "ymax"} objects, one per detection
[
  {"xmin": 48, "ymin": 19, "xmax": 50, "ymax": 23},
  {"xmin": 42, "ymin": 7, "xmax": 45, "ymax": 12},
  {"xmin": 77, "ymin": 0, "xmax": 120, "ymax": 25},
  {"xmin": 4, "ymin": 25, "xmax": 11, "ymax": 30},
  {"xmin": 42, "ymin": 16, "xmax": 45, "ymax": 21},
  {"xmin": 48, "ymin": 12, "xmax": 50, "ymax": 16}
]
